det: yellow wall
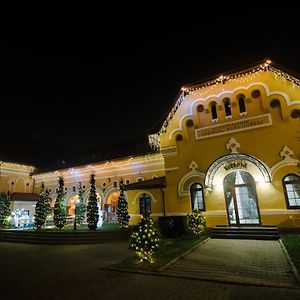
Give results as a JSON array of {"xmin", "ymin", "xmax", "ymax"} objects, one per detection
[
  {"xmin": 0, "ymin": 162, "xmax": 34, "ymax": 194},
  {"xmin": 158, "ymin": 68, "xmax": 300, "ymax": 228}
]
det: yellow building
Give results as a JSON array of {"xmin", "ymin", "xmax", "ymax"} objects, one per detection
[
  {"xmin": 1, "ymin": 60, "xmax": 300, "ymax": 230},
  {"xmin": 0, "ymin": 161, "xmax": 36, "ymax": 227},
  {"xmin": 143, "ymin": 60, "xmax": 300, "ymax": 229}
]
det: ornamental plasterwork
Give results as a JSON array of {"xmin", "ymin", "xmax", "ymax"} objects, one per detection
[
  {"xmin": 270, "ymin": 146, "xmax": 299, "ymax": 176},
  {"xmin": 178, "ymin": 161, "xmax": 205, "ymax": 196},
  {"xmin": 226, "ymin": 137, "xmax": 240, "ymax": 153}
]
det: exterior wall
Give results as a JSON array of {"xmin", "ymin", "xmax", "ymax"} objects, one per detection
[
  {"xmin": 158, "ymin": 69, "xmax": 300, "ymax": 228},
  {"xmin": 126, "ymin": 189, "xmax": 164, "ymax": 225},
  {"xmin": 32, "ymin": 153, "xmax": 165, "ymax": 222},
  {"xmin": 0, "ymin": 162, "xmax": 34, "ymax": 194}
]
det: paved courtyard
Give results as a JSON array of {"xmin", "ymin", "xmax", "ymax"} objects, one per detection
[
  {"xmin": 162, "ymin": 238, "xmax": 299, "ymax": 287},
  {"xmin": 0, "ymin": 239, "xmax": 299, "ymax": 300}
]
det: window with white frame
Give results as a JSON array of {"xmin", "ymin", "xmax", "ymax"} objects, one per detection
[
  {"xmin": 190, "ymin": 183, "xmax": 205, "ymax": 211},
  {"xmin": 283, "ymin": 174, "xmax": 300, "ymax": 208}
]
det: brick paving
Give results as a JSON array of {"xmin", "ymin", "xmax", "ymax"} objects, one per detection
[
  {"xmin": 0, "ymin": 240, "xmax": 299, "ymax": 300},
  {"xmin": 162, "ymin": 238, "xmax": 298, "ymax": 287}
]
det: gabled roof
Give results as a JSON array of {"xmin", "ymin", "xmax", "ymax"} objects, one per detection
[
  {"xmin": 148, "ymin": 59, "xmax": 300, "ymax": 137},
  {"xmin": 124, "ymin": 176, "xmax": 166, "ymax": 190}
]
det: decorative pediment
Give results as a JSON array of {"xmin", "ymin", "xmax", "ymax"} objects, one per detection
[
  {"xmin": 178, "ymin": 161, "xmax": 205, "ymax": 196},
  {"xmin": 270, "ymin": 146, "xmax": 299, "ymax": 176}
]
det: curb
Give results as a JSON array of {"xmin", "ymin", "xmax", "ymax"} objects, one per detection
[{"xmin": 279, "ymin": 239, "xmax": 300, "ymax": 284}]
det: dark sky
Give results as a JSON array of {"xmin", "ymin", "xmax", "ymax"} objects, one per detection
[{"xmin": 2, "ymin": 3, "xmax": 300, "ymax": 168}]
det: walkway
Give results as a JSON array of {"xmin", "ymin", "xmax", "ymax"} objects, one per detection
[
  {"xmin": 162, "ymin": 238, "xmax": 299, "ymax": 287},
  {"xmin": 0, "ymin": 240, "xmax": 299, "ymax": 300}
]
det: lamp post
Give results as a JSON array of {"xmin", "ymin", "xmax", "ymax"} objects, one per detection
[{"xmin": 73, "ymin": 200, "xmax": 79, "ymax": 230}]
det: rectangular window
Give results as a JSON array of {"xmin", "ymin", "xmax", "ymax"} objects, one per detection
[{"xmin": 139, "ymin": 197, "xmax": 151, "ymax": 215}]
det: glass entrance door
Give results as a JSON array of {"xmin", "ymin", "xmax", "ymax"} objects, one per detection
[{"xmin": 223, "ymin": 170, "xmax": 260, "ymax": 225}]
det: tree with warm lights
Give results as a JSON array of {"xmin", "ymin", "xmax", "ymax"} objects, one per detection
[
  {"xmin": 34, "ymin": 182, "xmax": 47, "ymax": 229},
  {"xmin": 0, "ymin": 192, "xmax": 11, "ymax": 228},
  {"xmin": 76, "ymin": 182, "xmax": 86, "ymax": 225},
  {"xmin": 186, "ymin": 209, "xmax": 206, "ymax": 235},
  {"xmin": 130, "ymin": 212, "xmax": 160, "ymax": 263},
  {"xmin": 87, "ymin": 174, "xmax": 99, "ymax": 230},
  {"xmin": 44, "ymin": 188, "xmax": 52, "ymax": 221},
  {"xmin": 53, "ymin": 177, "xmax": 67, "ymax": 229},
  {"xmin": 116, "ymin": 181, "xmax": 130, "ymax": 228}
]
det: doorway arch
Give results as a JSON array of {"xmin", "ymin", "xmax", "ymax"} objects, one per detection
[{"xmin": 223, "ymin": 170, "xmax": 260, "ymax": 225}]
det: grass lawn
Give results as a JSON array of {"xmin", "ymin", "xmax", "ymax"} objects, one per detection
[
  {"xmin": 280, "ymin": 233, "xmax": 300, "ymax": 273},
  {"xmin": 112, "ymin": 231, "xmax": 209, "ymax": 272}
]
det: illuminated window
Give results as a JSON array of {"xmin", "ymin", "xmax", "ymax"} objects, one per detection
[
  {"xmin": 224, "ymin": 98, "xmax": 232, "ymax": 117},
  {"xmin": 238, "ymin": 95, "xmax": 246, "ymax": 114},
  {"xmin": 211, "ymin": 102, "xmax": 218, "ymax": 120},
  {"xmin": 139, "ymin": 196, "xmax": 151, "ymax": 215},
  {"xmin": 190, "ymin": 183, "xmax": 205, "ymax": 211},
  {"xmin": 283, "ymin": 174, "xmax": 300, "ymax": 208}
]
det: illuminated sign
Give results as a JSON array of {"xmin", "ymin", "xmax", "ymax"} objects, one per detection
[{"xmin": 224, "ymin": 160, "xmax": 248, "ymax": 171}]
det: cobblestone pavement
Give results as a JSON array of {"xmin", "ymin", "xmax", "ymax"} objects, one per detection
[
  {"xmin": 0, "ymin": 241, "xmax": 299, "ymax": 300},
  {"xmin": 163, "ymin": 238, "xmax": 298, "ymax": 287}
]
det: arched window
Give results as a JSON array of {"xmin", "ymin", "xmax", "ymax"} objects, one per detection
[
  {"xmin": 283, "ymin": 174, "xmax": 300, "ymax": 208},
  {"xmin": 211, "ymin": 102, "xmax": 217, "ymax": 120},
  {"xmin": 238, "ymin": 95, "xmax": 246, "ymax": 114},
  {"xmin": 224, "ymin": 98, "xmax": 232, "ymax": 117},
  {"xmin": 190, "ymin": 183, "xmax": 205, "ymax": 211}
]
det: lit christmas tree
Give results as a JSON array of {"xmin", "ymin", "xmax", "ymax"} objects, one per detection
[
  {"xmin": 87, "ymin": 174, "xmax": 99, "ymax": 230},
  {"xmin": 53, "ymin": 177, "xmax": 67, "ymax": 229},
  {"xmin": 116, "ymin": 181, "xmax": 130, "ymax": 228},
  {"xmin": 76, "ymin": 182, "xmax": 86, "ymax": 225},
  {"xmin": 186, "ymin": 209, "xmax": 206, "ymax": 235},
  {"xmin": 130, "ymin": 213, "xmax": 160, "ymax": 263},
  {"xmin": 44, "ymin": 188, "xmax": 52, "ymax": 222},
  {"xmin": 0, "ymin": 192, "xmax": 11, "ymax": 228},
  {"xmin": 34, "ymin": 182, "xmax": 47, "ymax": 229}
]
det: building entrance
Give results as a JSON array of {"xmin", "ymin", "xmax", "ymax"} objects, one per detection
[{"xmin": 223, "ymin": 170, "xmax": 260, "ymax": 225}]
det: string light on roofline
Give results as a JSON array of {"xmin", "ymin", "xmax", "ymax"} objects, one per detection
[{"xmin": 147, "ymin": 59, "xmax": 300, "ymax": 151}]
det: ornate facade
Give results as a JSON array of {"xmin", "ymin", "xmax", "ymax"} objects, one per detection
[{"xmin": 1, "ymin": 60, "xmax": 300, "ymax": 228}]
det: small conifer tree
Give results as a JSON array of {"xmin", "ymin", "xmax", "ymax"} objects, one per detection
[
  {"xmin": 76, "ymin": 182, "xmax": 86, "ymax": 225},
  {"xmin": 53, "ymin": 177, "xmax": 67, "ymax": 229},
  {"xmin": 186, "ymin": 209, "xmax": 206, "ymax": 235},
  {"xmin": 0, "ymin": 192, "xmax": 11, "ymax": 228},
  {"xmin": 34, "ymin": 182, "xmax": 47, "ymax": 229},
  {"xmin": 116, "ymin": 181, "xmax": 130, "ymax": 228},
  {"xmin": 130, "ymin": 213, "xmax": 160, "ymax": 263},
  {"xmin": 87, "ymin": 174, "xmax": 99, "ymax": 230}
]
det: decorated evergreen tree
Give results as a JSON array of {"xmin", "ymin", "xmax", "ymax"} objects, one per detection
[
  {"xmin": 53, "ymin": 177, "xmax": 67, "ymax": 229},
  {"xmin": 34, "ymin": 182, "xmax": 47, "ymax": 229},
  {"xmin": 44, "ymin": 188, "xmax": 52, "ymax": 222},
  {"xmin": 0, "ymin": 192, "xmax": 11, "ymax": 228},
  {"xmin": 87, "ymin": 174, "xmax": 99, "ymax": 230},
  {"xmin": 75, "ymin": 182, "xmax": 86, "ymax": 225},
  {"xmin": 186, "ymin": 209, "xmax": 206, "ymax": 235},
  {"xmin": 116, "ymin": 181, "xmax": 130, "ymax": 228},
  {"xmin": 130, "ymin": 213, "xmax": 160, "ymax": 263}
]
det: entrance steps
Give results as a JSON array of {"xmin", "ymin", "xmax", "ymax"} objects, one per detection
[
  {"xmin": 210, "ymin": 226, "xmax": 280, "ymax": 240},
  {"xmin": 0, "ymin": 228, "xmax": 131, "ymax": 244}
]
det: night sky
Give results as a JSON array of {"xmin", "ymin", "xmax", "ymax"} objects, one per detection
[{"xmin": 2, "ymin": 4, "xmax": 300, "ymax": 169}]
